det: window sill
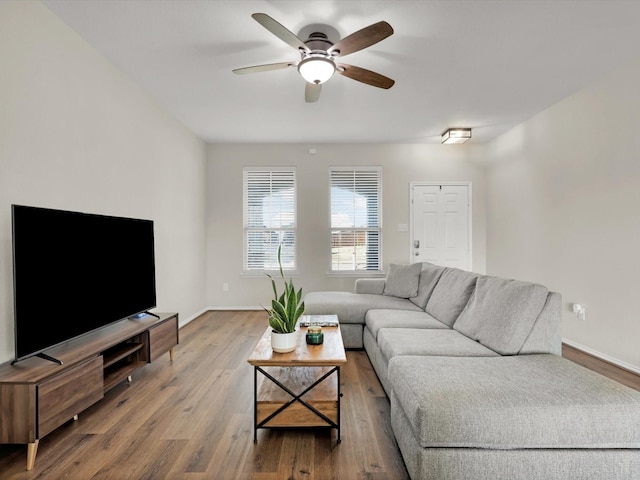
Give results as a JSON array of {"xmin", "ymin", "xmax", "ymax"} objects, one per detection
[
  {"xmin": 242, "ymin": 271, "xmax": 299, "ymax": 278},
  {"xmin": 325, "ymin": 271, "xmax": 385, "ymax": 278}
]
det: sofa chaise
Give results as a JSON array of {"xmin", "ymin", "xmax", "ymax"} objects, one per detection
[{"xmin": 304, "ymin": 262, "xmax": 640, "ymax": 479}]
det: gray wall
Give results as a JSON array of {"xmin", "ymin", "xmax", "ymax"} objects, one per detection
[
  {"xmin": 486, "ymin": 57, "xmax": 640, "ymax": 372},
  {"xmin": 206, "ymin": 143, "xmax": 487, "ymax": 309},
  {"xmin": 0, "ymin": 2, "xmax": 207, "ymax": 363}
]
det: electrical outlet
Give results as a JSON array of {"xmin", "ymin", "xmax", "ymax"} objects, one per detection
[
  {"xmin": 223, "ymin": 282, "xmax": 229, "ymax": 292},
  {"xmin": 572, "ymin": 303, "xmax": 586, "ymax": 321}
]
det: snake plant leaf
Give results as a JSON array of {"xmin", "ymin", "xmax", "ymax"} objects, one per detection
[
  {"xmin": 272, "ymin": 299, "xmax": 287, "ymax": 318},
  {"xmin": 278, "ymin": 245, "xmax": 285, "ymax": 279},
  {"xmin": 269, "ymin": 316, "xmax": 286, "ymax": 332},
  {"xmin": 267, "ymin": 274, "xmax": 278, "ymax": 299},
  {"xmin": 286, "ymin": 290, "xmax": 295, "ymax": 319},
  {"xmin": 263, "ymin": 244, "xmax": 305, "ymax": 334}
]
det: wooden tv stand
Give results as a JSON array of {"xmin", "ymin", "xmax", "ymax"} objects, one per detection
[{"xmin": 0, "ymin": 312, "xmax": 178, "ymax": 471}]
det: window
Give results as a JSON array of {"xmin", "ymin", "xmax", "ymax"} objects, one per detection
[
  {"xmin": 330, "ymin": 167, "xmax": 382, "ymax": 272},
  {"xmin": 243, "ymin": 167, "xmax": 296, "ymax": 272}
]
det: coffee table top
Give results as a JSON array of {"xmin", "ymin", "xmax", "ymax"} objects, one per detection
[{"xmin": 247, "ymin": 318, "xmax": 346, "ymax": 367}]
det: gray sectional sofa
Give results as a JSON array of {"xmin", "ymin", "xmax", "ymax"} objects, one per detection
[{"xmin": 304, "ymin": 262, "xmax": 640, "ymax": 480}]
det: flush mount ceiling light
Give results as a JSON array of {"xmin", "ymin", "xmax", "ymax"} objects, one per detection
[
  {"xmin": 441, "ymin": 128, "xmax": 472, "ymax": 144},
  {"xmin": 297, "ymin": 55, "xmax": 336, "ymax": 84}
]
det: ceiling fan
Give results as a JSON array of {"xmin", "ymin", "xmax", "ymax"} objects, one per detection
[{"xmin": 233, "ymin": 13, "xmax": 395, "ymax": 103}]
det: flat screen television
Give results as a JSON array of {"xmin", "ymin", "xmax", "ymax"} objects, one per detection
[{"xmin": 11, "ymin": 205, "xmax": 157, "ymax": 363}]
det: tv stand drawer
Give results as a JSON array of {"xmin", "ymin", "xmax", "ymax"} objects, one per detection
[
  {"xmin": 38, "ymin": 356, "xmax": 104, "ymax": 437},
  {"xmin": 148, "ymin": 316, "xmax": 178, "ymax": 362}
]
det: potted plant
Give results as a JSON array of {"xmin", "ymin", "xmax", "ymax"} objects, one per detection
[{"xmin": 264, "ymin": 245, "xmax": 304, "ymax": 353}]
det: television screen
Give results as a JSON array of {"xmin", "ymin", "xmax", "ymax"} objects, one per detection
[{"xmin": 11, "ymin": 205, "xmax": 157, "ymax": 362}]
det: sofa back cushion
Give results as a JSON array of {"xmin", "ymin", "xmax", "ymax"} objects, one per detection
[
  {"xmin": 409, "ymin": 262, "xmax": 446, "ymax": 309},
  {"xmin": 383, "ymin": 263, "xmax": 422, "ymax": 298},
  {"xmin": 453, "ymin": 276, "xmax": 548, "ymax": 355},
  {"xmin": 518, "ymin": 291, "xmax": 562, "ymax": 355},
  {"xmin": 425, "ymin": 268, "xmax": 478, "ymax": 327}
]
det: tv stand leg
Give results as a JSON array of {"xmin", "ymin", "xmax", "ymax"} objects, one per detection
[
  {"xmin": 169, "ymin": 347, "xmax": 174, "ymax": 362},
  {"xmin": 127, "ymin": 375, "xmax": 132, "ymax": 383},
  {"xmin": 26, "ymin": 440, "xmax": 39, "ymax": 471}
]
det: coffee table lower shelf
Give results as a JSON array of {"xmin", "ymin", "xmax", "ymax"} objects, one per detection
[{"xmin": 253, "ymin": 365, "xmax": 342, "ymax": 443}]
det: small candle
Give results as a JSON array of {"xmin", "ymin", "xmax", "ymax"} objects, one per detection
[{"xmin": 306, "ymin": 326, "xmax": 324, "ymax": 345}]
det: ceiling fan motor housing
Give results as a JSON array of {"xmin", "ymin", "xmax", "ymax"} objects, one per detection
[{"xmin": 303, "ymin": 32, "xmax": 334, "ymax": 54}]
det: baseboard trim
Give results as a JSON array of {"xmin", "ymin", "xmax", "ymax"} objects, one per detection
[
  {"xmin": 177, "ymin": 307, "xmax": 210, "ymax": 329},
  {"xmin": 562, "ymin": 338, "xmax": 640, "ymax": 376}
]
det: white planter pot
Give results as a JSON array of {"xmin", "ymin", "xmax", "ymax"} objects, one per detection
[{"xmin": 271, "ymin": 330, "xmax": 297, "ymax": 353}]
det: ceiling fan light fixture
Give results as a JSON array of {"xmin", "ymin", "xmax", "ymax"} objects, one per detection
[
  {"xmin": 298, "ymin": 56, "xmax": 336, "ymax": 84},
  {"xmin": 441, "ymin": 128, "xmax": 472, "ymax": 144}
]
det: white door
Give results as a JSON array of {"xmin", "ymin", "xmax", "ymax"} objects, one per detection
[{"xmin": 410, "ymin": 183, "xmax": 471, "ymax": 270}]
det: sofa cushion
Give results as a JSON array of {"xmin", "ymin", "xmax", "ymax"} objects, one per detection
[
  {"xmin": 453, "ymin": 276, "xmax": 548, "ymax": 355},
  {"xmin": 378, "ymin": 328, "xmax": 499, "ymax": 359},
  {"xmin": 425, "ymin": 268, "xmax": 478, "ymax": 327},
  {"xmin": 409, "ymin": 262, "xmax": 446, "ymax": 309},
  {"xmin": 518, "ymin": 291, "xmax": 562, "ymax": 355},
  {"xmin": 390, "ymin": 390, "xmax": 640, "ymax": 480},
  {"xmin": 303, "ymin": 291, "xmax": 422, "ymax": 324},
  {"xmin": 383, "ymin": 263, "xmax": 422, "ymax": 298},
  {"xmin": 388, "ymin": 355, "xmax": 640, "ymax": 449},
  {"xmin": 365, "ymin": 309, "xmax": 449, "ymax": 339}
]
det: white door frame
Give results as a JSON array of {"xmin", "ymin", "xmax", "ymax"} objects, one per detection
[{"xmin": 409, "ymin": 182, "xmax": 473, "ymax": 269}]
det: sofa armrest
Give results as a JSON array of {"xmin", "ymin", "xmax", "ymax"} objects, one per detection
[{"xmin": 355, "ymin": 278, "xmax": 385, "ymax": 294}]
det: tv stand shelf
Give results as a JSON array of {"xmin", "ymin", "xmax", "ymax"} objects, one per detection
[
  {"xmin": 103, "ymin": 342, "xmax": 144, "ymax": 368},
  {"xmin": 104, "ymin": 360, "xmax": 147, "ymax": 392},
  {"xmin": 0, "ymin": 312, "xmax": 178, "ymax": 471},
  {"xmin": 102, "ymin": 341, "xmax": 147, "ymax": 392}
]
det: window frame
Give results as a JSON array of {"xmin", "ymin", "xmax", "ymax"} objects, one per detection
[
  {"xmin": 328, "ymin": 166, "xmax": 383, "ymax": 275},
  {"xmin": 243, "ymin": 166, "xmax": 297, "ymax": 274}
]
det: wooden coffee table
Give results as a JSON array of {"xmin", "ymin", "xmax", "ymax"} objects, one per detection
[{"xmin": 247, "ymin": 315, "xmax": 346, "ymax": 443}]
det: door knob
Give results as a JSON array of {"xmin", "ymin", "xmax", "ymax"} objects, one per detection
[
  {"xmin": 414, "ymin": 251, "xmax": 420, "ymax": 256},
  {"xmin": 413, "ymin": 240, "xmax": 420, "ymax": 248}
]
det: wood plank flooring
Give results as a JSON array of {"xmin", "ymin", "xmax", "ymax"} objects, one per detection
[
  {"xmin": 0, "ymin": 311, "xmax": 410, "ymax": 480},
  {"xmin": 1, "ymin": 311, "xmax": 638, "ymax": 479},
  {"xmin": 562, "ymin": 343, "xmax": 640, "ymax": 392}
]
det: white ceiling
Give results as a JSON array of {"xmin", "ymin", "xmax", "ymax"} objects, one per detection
[{"xmin": 42, "ymin": 0, "xmax": 640, "ymax": 144}]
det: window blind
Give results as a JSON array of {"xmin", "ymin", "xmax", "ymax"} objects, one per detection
[
  {"xmin": 330, "ymin": 167, "xmax": 382, "ymax": 272},
  {"xmin": 243, "ymin": 168, "xmax": 296, "ymax": 271}
]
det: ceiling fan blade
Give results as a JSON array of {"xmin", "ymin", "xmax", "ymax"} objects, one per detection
[
  {"xmin": 328, "ymin": 21, "xmax": 393, "ymax": 57},
  {"xmin": 252, "ymin": 13, "xmax": 309, "ymax": 52},
  {"xmin": 337, "ymin": 63, "xmax": 395, "ymax": 89},
  {"xmin": 305, "ymin": 82, "xmax": 322, "ymax": 103},
  {"xmin": 232, "ymin": 61, "xmax": 296, "ymax": 75}
]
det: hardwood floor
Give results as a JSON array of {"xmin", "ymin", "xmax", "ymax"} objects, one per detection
[
  {"xmin": 0, "ymin": 311, "xmax": 409, "ymax": 480},
  {"xmin": 562, "ymin": 343, "xmax": 640, "ymax": 392},
  {"xmin": 2, "ymin": 311, "xmax": 638, "ymax": 479}
]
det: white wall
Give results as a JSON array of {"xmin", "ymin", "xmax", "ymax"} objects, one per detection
[
  {"xmin": 486, "ymin": 58, "xmax": 640, "ymax": 372},
  {"xmin": 0, "ymin": 2, "xmax": 207, "ymax": 363},
  {"xmin": 206, "ymin": 143, "xmax": 487, "ymax": 309}
]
